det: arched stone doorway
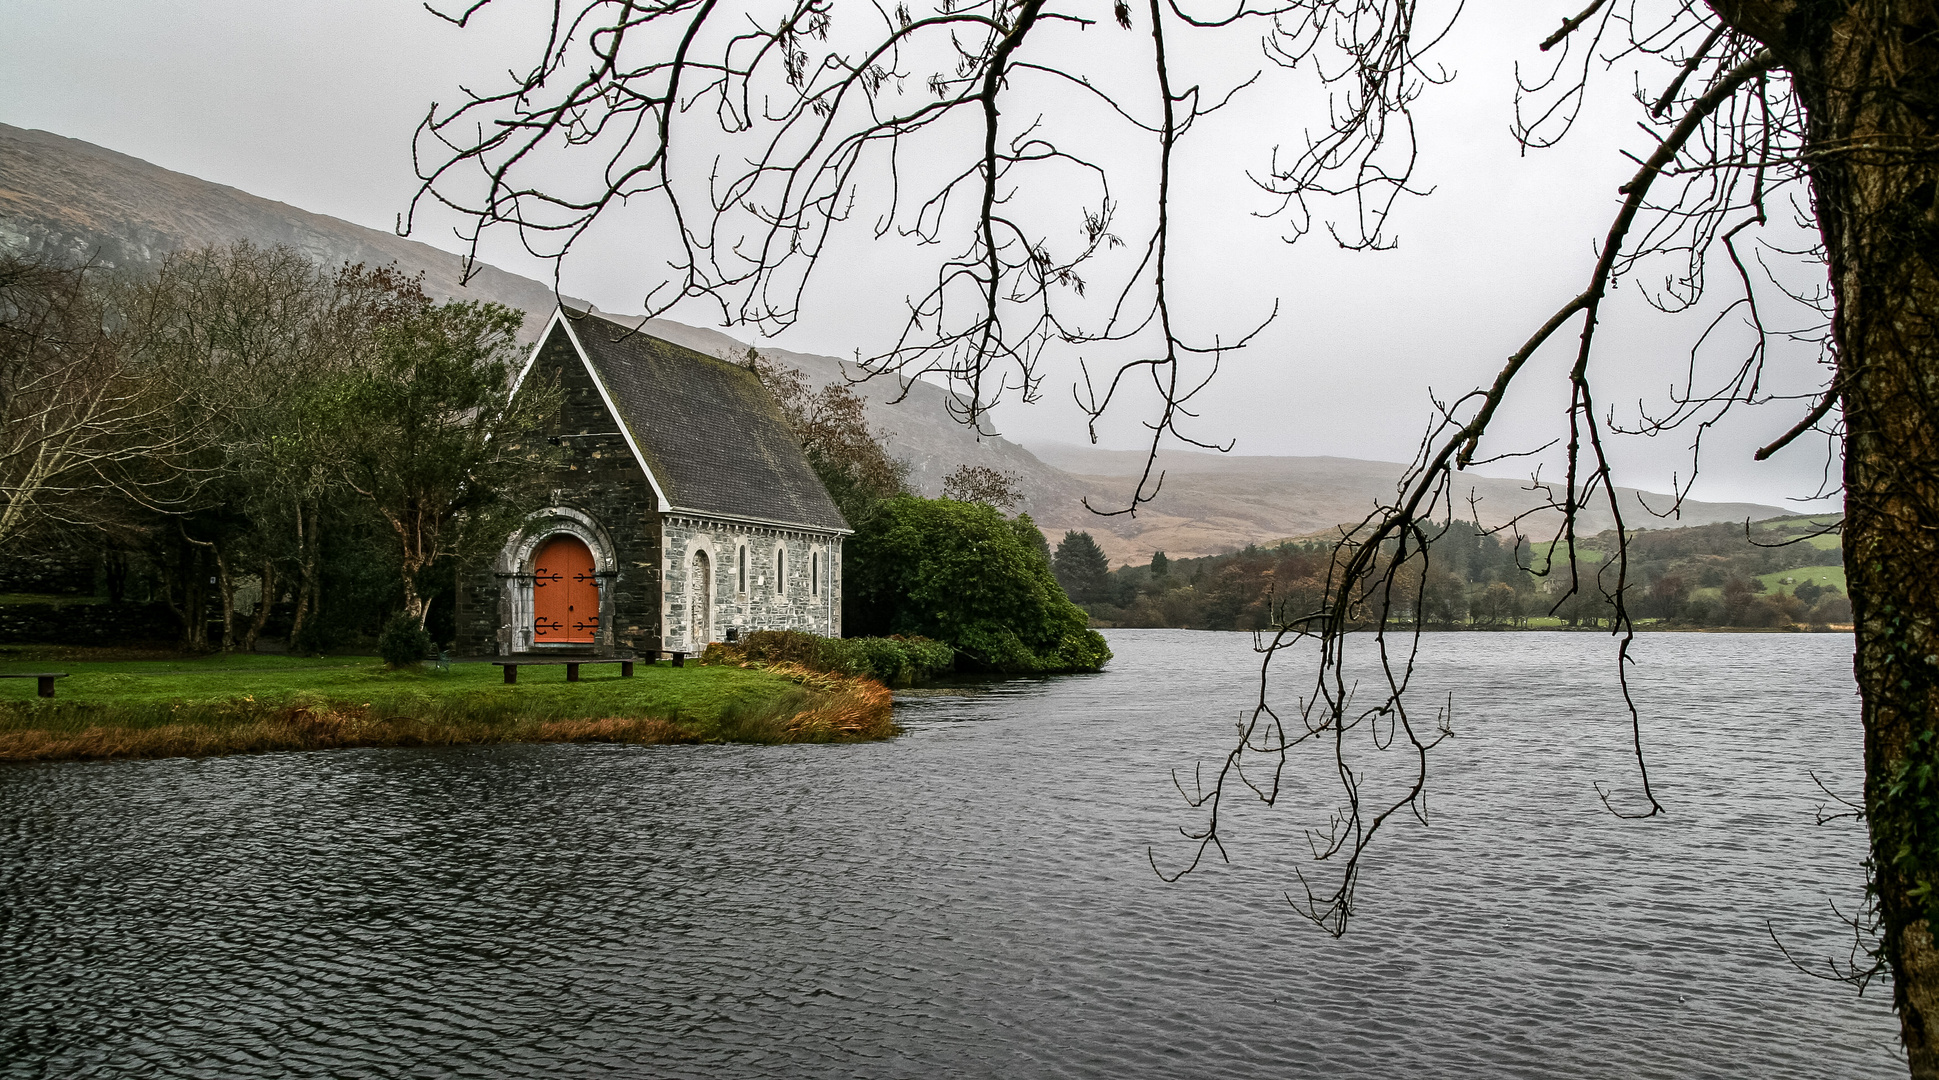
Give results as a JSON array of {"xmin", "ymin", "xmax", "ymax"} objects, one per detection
[
  {"xmin": 689, "ymin": 549, "xmax": 712, "ymax": 647},
  {"xmin": 532, "ymin": 534, "xmax": 599, "ymax": 644},
  {"xmin": 494, "ymin": 508, "xmax": 615, "ymax": 654}
]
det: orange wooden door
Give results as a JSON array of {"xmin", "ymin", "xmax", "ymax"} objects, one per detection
[{"xmin": 532, "ymin": 535, "xmax": 597, "ymax": 644}]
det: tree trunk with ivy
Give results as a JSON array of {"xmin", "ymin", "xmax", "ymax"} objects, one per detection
[{"xmin": 1717, "ymin": 0, "xmax": 1939, "ymax": 1069}]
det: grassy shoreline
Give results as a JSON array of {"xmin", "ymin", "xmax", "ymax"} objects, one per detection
[{"xmin": 0, "ymin": 653, "xmax": 895, "ymax": 764}]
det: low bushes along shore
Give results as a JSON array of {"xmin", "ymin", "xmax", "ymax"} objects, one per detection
[
  {"xmin": 700, "ymin": 630, "xmax": 955, "ymax": 685},
  {"xmin": 0, "ymin": 652, "xmax": 893, "ymax": 764}
]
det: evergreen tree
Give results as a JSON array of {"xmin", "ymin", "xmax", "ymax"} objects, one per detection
[
  {"xmin": 1053, "ymin": 531, "xmax": 1110, "ymax": 605},
  {"xmin": 329, "ymin": 299, "xmax": 559, "ymax": 626},
  {"xmin": 1149, "ymin": 550, "xmax": 1169, "ymax": 578}
]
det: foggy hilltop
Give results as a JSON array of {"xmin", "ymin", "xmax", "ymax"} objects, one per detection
[{"xmin": 0, "ymin": 121, "xmax": 1787, "ymax": 562}]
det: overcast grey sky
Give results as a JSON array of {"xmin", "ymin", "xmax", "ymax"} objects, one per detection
[{"xmin": 1, "ymin": 0, "xmax": 1839, "ymax": 511}]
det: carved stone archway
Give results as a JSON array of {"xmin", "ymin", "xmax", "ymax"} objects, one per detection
[{"xmin": 495, "ymin": 507, "xmax": 617, "ymax": 654}]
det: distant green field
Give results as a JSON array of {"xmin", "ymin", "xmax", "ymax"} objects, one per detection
[
  {"xmin": 1758, "ymin": 564, "xmax": 1847, "ymax": 595},
  {"xmin": 1753, "ymin": 517, "xmax": 1843, "ymax": 551},
  {"xmin": 1532, "ymin": 544, "xmax": 1606, "ymax": 567}
]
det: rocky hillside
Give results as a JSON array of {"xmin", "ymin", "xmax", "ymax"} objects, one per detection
[
  {"xmin": 0, "ymin": 123, "xmax": 568, "ymax": 325},
  {"xmin": 1028, "ymin": 444, "xmax": 1794, "ymax": 555},
  {"xmin": 0, "ymin": 122, "xmax": 1789, "ymax": 562}
]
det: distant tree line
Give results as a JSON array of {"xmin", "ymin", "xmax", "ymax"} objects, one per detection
[
  {"xmin": 1046, "ymin": 518, "xmax": 1850, "ymax": 632},
  {"xmin": 0, "ymin": 244, "xmax": 558, "ymax": 652}
]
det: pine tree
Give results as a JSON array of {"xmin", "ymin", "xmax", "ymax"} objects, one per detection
[{"xmin": 1054, "ymin": 531, "xmax": 1110, "ymax": 605}]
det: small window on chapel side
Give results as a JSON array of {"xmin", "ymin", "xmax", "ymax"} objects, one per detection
[
  {"xmin": 737, "ymin": 545, "xmax": 747, "ymax": 595},
  {"xmin": 776, "ymin": 546, "xmax": 787, "ymax": 597},
  {"xmin": 811, "ymin": 550, "xmax": 820, "ymax": 597}
]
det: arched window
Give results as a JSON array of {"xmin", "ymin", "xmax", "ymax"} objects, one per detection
[
  {"xmin": 689, "ymin": 548, "xmax": 711, "ymax": 646},
  {"xmin": 775, "ymin": 545, "xmax": 787, "ymax": 597},
  {"xmin": 737, "ymin": 544, "xmax": 747, "ymax": 595}
]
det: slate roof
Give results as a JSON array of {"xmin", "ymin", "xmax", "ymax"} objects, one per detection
[{"xmin": 547, "ymin": 309, "xmax": 850, "ymax": 533}]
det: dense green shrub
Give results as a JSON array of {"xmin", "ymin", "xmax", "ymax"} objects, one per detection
[
  {"xmin": 836, "ymin": 635, "xmax": 955, "ymax": 685},
  {"xmin": 846, "ymin": 496, "xmax": 1111, "ymax": 673},
  {"xmin": 1810, "ymin": 593, "xmax": 1853, "ymax": 623},
  {"xmin": 1011, "ymin": 513, "xmax": 1052, "ymax": 565},
  {"xmin": 713, "ymin": 629, "xmax": 953, "ymax": 686},
  {"xmin": 377, "ymin": 613, "xmax": 432, "ymax": 669}
]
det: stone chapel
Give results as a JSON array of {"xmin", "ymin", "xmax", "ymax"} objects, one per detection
[{"xmin": 453, "ymin": 307, "xmax": 850, "ymax": 658}]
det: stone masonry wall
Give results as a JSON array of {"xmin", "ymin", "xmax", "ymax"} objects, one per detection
[
  {"xmin": 0, "ymin": 602, "xmax": 177, "ymax": 645},
  {"xmin": 0, "ymin": 545, "xmax": 100, "ymax": 595},
  {"xmin": 662, "ymin": 519, "xmax": 841, "ymax": 651},
  {"xmin": 454, "ymin": 333, "xmax": 664, "ymax": 656}
]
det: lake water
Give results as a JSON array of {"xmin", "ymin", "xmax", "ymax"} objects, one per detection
[{"xmin": 0, "ymin": 631, "xmax": 1901, "ymax": 1078}]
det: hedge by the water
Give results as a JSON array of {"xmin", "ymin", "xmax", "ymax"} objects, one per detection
[
  {"xmin": 707, "ymin": 629, "xmax": 954, "ymax": 686},
  {"xmin": 845, "ymin": 496, "xmax": 1111, "ymax": 674}
]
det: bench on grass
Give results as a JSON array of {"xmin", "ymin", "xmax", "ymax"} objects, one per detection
[
  {"xmin": 491, "ymin": 657, "xmax": 631, "ymax": 684},
  {"xmin": 488, "ymin": 654, "xmax": 687, "ymax": 684},
  {"xmin": 1, "ymin": 673, "xmax": 69, "ymax": 698}
]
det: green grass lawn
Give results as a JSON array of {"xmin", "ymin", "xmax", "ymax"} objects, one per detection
[
  {"xmin": 0, "ymin": 652, "xmax": 892, "ymax": 761},
  {"xmin": 0, "ymin": 652, "xmax": 780, "ymax": 715}
]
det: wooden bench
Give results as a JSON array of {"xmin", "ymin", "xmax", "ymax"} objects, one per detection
[
  {"xmin": 490, "ymin": 657, "xmax": 663, "ymax": 684},
  {"xmin": 0, "ymin": 673, "xmax": 69, "ymax": 698}
]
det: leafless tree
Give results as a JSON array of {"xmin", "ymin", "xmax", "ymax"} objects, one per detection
[
  {"xmin": 0, "ymin": 254, "xmax": 189, "ymax": 554},
  {"xmin": 115, "ymin": 243, "xmax": 354, "ymax": 650},
  {"xmin": 416, "ymin": 0, "xmax": 1938, "ymax": 1066},
  {"xmin": 111, "ymin": 245, "xmax": 447, "ymax": 650},
  {"xmin": 750, "ymin": 348, "xmax": 910, "ymax": 521},
  {"xmin": 942, "ymin": 463, "xmax": 1023, "ymax": 509}
]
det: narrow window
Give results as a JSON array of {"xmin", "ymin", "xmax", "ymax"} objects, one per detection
[
  {"xmin": 737, "ymin": 545, "xmax": 747, "ymax": 595},
  {"xmin": 776, "ymin": 546, "xmax": 787, "ymax": 597},
  {"xmin": 811, "ymin": 550, "xmax": 820, "ymax": 597}
]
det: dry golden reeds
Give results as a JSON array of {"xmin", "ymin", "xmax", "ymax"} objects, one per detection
[{"xmin": 774, "ymin": 667, "xmax": 895, "ymax": 739}]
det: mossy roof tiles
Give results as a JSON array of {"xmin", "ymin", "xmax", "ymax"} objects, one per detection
[{"xmin": 548, "ymin": 309, "xmax": 850, "ymax": 533}]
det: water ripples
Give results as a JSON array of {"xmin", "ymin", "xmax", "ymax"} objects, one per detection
[{"xmin": 0, "ymin": 631, "xmax": 1901, "ymax": 1077}]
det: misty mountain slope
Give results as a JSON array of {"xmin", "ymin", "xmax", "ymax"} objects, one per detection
[
  {"xmin": 1030, "ymin": 444, "xmax": 1791, "ymax": 554},
  {"xmin": 0, "ymin": 121, "xmax": 1092, "ymax": 536},
  {"xmin": 0, "ymin": 121, "xmax": 1789, "ymax": 563},
  {"xmin": 0, "ymin": 123, "xmax": 569, "ymax": 327}
]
